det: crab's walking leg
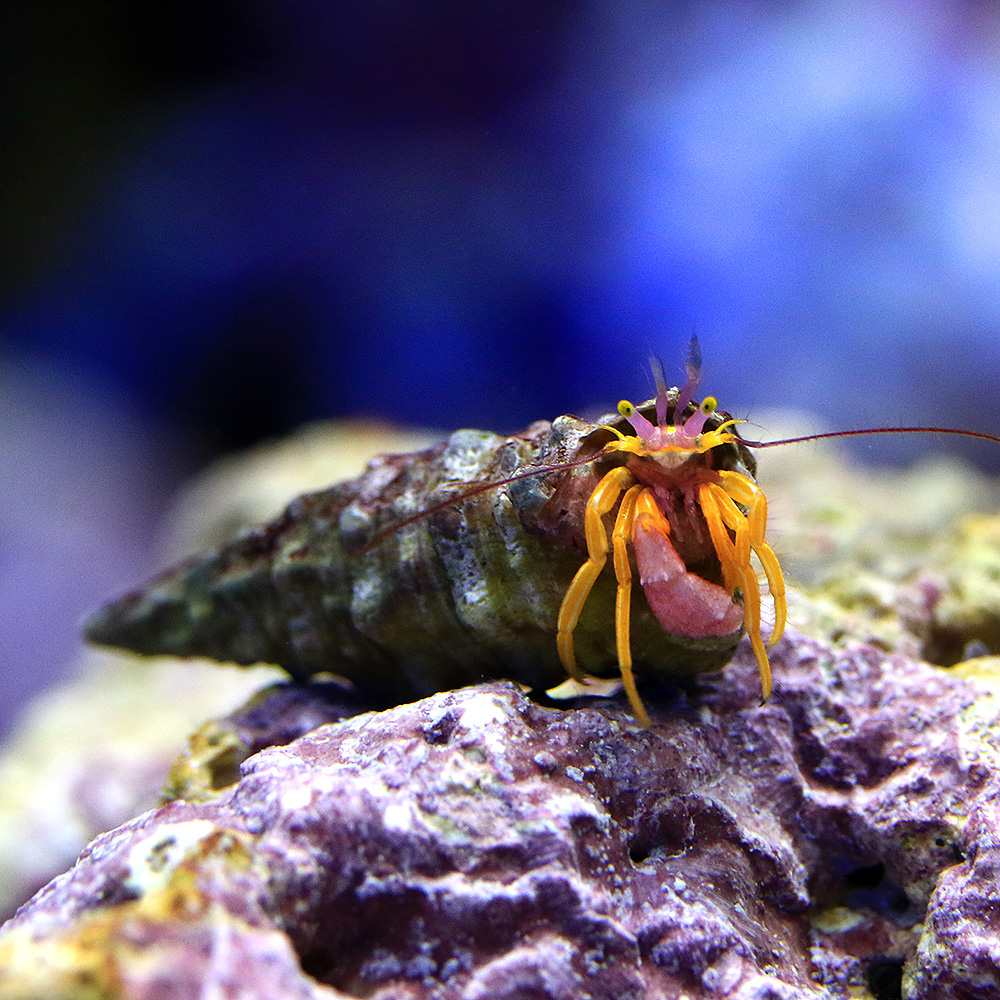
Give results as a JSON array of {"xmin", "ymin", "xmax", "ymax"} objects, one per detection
[
  {"xmin": 698, "ymin": 484, "xmax": 740, "ymax": 593},
  {"xmin": 611, "ymin": 484, "xmax": 647, "ymax": 726},
  {"xmin": 717, "ymin": 470, "xmax": 786, "ymax": 644},
  {"xmin": 699, "ymin": 481, "xmax": 772, "ymax": 701},
  {"xmin": 557, "ymin": 465, "xmax": 636, "ymax": 681}
]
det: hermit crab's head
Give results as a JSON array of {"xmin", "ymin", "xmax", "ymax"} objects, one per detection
[
  {"xmin": 615, "ymin": 395, "xmax": 739, "ymax": 469},
  {"xmin": 602, "ymin": 355, "xmax": 753, "ymax": 477}
]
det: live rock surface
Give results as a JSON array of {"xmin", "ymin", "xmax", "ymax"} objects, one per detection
[{"xmin": 3, "ymin": 634, "xmax": 1000, "ymax": 999}]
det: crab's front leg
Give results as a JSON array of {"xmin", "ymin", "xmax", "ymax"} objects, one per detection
[
  {"xmin": 557, "ymin": 465, "xmax": 636, "ymax": 682},
  {"xmin": 610, "ymin": 484, "xmax": 647, "ymax": 724}
]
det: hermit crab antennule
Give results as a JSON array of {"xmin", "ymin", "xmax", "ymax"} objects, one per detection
[
  {"xmin": 673, "ymin": 333, "xmax": 703, "ymax": 420},
  {"xmin": 649, "ymin": 355, "xmax": 670, "ymax": 429}
]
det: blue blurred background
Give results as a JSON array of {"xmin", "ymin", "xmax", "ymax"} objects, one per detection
[{"xmin": 4, "ymin": 0, "xmax": 1000, "ymax": 737}]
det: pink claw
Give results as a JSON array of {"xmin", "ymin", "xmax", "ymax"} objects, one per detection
[{"xmin": 633, "ymin": 517, "xmax": 744, "ymax": 639}]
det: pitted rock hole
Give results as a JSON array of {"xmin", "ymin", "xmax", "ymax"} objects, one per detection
[
  {"xmin": 865, "ymin": 957, "xmax": 904, "ymax": 1000},
  {"xmin": 842, "ymin": 862, "xmax": 911, "ymax": 919},
  {"xmin": 628, "ymin": 804, "xmax": 693, "ymax": 866},
  {"xmin": 422, "ymin": 709, "xmax": 458, "ymax": 745}
]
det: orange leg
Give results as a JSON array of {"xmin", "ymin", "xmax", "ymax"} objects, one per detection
[
  {"xmin": 703, "ymin": 481, "xmax": 770, "ymax": 700},
  {"xmin": 611, "ymin": 484, "xmax": 648, "ymax": 725},
  {"xmin": 716, "ymin": 470, "xmax": 786, "ymax": 644},
  {"xmin": 698, "ymin": 484, "xmax": 741, "ymax": 594},
  {"xmin": 557, "ymin": 466, "xmax": 635, "ymax": 681},
  {"xmin": 700, "ymin": 478, "xmax": 782, "ymax": 701}
]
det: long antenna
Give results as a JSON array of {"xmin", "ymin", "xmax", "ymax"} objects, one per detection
[
  {"xmin": 741, "ymin": 425, "xmax": 1000, "ymax": 449},
  {"xmin": 366, "ymin": 451, "xmax": 603, "ymax": 549}
]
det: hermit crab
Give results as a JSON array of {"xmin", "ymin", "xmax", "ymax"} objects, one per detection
[
  {"xmin": 553, "ymin": 348, "xmax": 784, "ymax": 724},
  {"xmin": 84, "ymin": 340, "xmax": 1000, "ymax": 724}
]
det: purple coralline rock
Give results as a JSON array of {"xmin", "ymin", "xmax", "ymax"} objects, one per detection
[
  {"xmin": 1, "ymin": 630, "xmax": 999, "ymax": 999},
  {"xmin": 162, "ymin": 681, "xmax": 375, "ymax": 802},
  {"xmin": 905, "ymin": 796, "xmax": 1000, "ymax": 1000}
]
